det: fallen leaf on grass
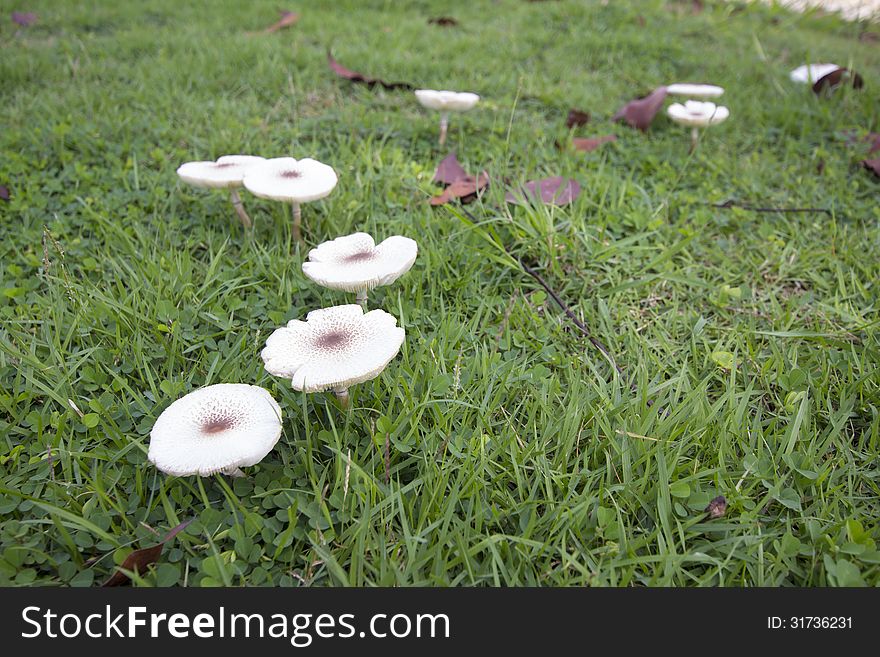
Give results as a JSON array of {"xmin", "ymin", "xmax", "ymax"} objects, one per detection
[
  {"xmin": 433, "ymin": 152, "xmax": 469, "ymax": 185},
  {"xmin": 572, "ymin": 134, "xmax": 617, "ymax": 151},
  {"xmin": 11, "ymin": 11, "xmax": 37, "ymax": 26},
  {"xmin": 704, "ymin": 495, "xmax": 728, "ymax": 519},
  {"xmin": 430, "ymin": 171, "xmax": 489, "ymax": 206},
  {"xmin": 666, "ymin": 0, "xmax": 704, "ymax": 14},
  {"xmin": 813, "ymin": 68, "xmax": 864, "ymax": 93},
  {"xmin": 566, "ymin": 109, "xmax": 590, "ymax": 128},
  {"xmin": 862, "ymin": 158, "xmax": 880, "ymax": 178},
  {"xmin": 258, "ymin": 10, "xmax": 300, "ymax": 34},
  {"xmin": 428, "ymin": 16, "xmax": 458, "ymax": 27},
  {"xmin": 327, "ymin": 51, "xmax": 415, "ymax": 91},
  {"xmin": 506, "ymin": 176, "xmax": 581, "ymax": 206},
  {"xmin": 102, "ymin": 519, "xmax": 192, "ymax": 587},
  {"xmin": 0, "ymin": 185, "xmax": 9, "ymax": 201},
  {"xmin": 612, "ymin": 86, "xmax": 668, "ymax": 131}
]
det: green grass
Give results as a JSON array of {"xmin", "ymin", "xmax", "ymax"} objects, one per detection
[{"xmin": 1, "ymin": 0, "xmax": 878, "ymax": 587}]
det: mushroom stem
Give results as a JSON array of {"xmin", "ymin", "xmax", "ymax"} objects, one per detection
[
  {"xmin": 356, "ymin": 289, "xmax": 368, "ymax": 310},
  {"xmin": 439, "ymin": 113, "xmax": 449, "ymax": 146},
  {"xmin": 334, "ymin": 388, "xmax": 350, "ymax": 409},
  {"xmin": 229, "ymin": 189, "xmax": 252, "ymax": 228},
  {"xmin": 689, "ymin": 127, "xmax": 699, "ymax": 154},
  {"xmin": 224, "ymin": 467, "xmax": 246, "ymax": 478},
  {"xmin": 291, "ymin": 202, "xmax": 303, "ymax": 244}
]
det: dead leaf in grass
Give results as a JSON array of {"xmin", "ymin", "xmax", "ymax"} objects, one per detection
[
  {"xmin": 704, "ymin": 495, "xmax": 728, "ymax": 519},
  {"xmin": 428, "ymin": 16, "xmax": 458, "ymax": 27},
  {"xmin": 11, "ymin": 12, "xmax": 36, "ymax": 26},
  {"xmin": 813, "ymin": 67, "xmax": 864, "ymax": 93},
  {"xmin": 430, "ymin": 171, "xmax": 489, "ymax": 206},
  {"xmin": 612, "ymin": 86, "xmax": 668, "ymax": 131},
  {"xmin": 862, "ymin": 158, "xmax": 880, "ymax": 178},
  {"xmin": 506, "ymin": 176, "xmax": 581, "ymax": 206},
  {"xmin": 327, "ymin": 51, "xmax": 415, "ymax": 91},
  {"xmin": 572, "ymin": 134, "xmax": 617, "ymax": 151},
  {"xmin": 102, "ymin": 519, "xmax": 192, "ymax": 587},
  {"xmin": 263, "ymin": 10, "xmax": 299, "ymax": 34},
  {"xmin": 433, "ymin": 152, "xmax": 469, "ymax": 185},
  {"xmin": 566, "ymin": 109, "xmax": 590, "ymax": 128}
]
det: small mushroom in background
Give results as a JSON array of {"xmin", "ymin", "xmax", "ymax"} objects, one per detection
[
  {"xmin": 242, "ymin": 157, "xmax": 338, "ymax": 244},
  {"xmin": 261, "ymin": 304, "xmax": 405, "ymax": 409},
  {"xmin": 667, "ymin": 100, "xmax": 730, "ymax": 153},
  {"xmin": 789, "ymin": 63, "xmax": 841, "ymax": 84},
  {"xmin": 666, "ymin": 83, "xmax": 725, "ymax": 98},
  {"xmin": 176, "ymin": 155, "xmax": 266, "ymax": 228},
  {"xmin": 301, "ymin": 232, "xmax": 418, "ymax": 309},
  {"xmin": 148, "ymin": 383, "xmax": 283, "ymax": 477},
  {"xmin": 415, "ymin": 89, "xmax": 480, "ymax": 145}
]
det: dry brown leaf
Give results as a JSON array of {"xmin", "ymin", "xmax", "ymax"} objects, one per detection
[
  {"xmin": 434, "ymin": 153, "xmax": 469, "ymax": 185},
  {"xmin": 428, "ymin": 17, "xmax": 458, "ymax": 27},
  {"xmin": 327, "ymin": 51, "xmax": 415, "ymax": 91},
  {"xmin": 430, "ymin": 171, "xmax": 489, "ymax": 206},
  {"xmin": 863, "ymin": 158, "xmax": 880, "ymax": 178},
  {"xmin": 704, "ymin": 495, "xmax": 728, "ymax": 519},
  {"xmin": 813, "ymin": 67, "xmax": 864, "ymax": 94},
  {"xmin": 566, "ymin": 109, "xmax": 590, "ymax": 129},
  {"xmin": 247, "ymin": 10, "xmax": 299, "ymax": 36},
  {"xmin": 506, "ymin": 176, "xmax": 581, "ymax": 206},
  {"xmin": 102, "ymin": 519, "xmax": 192, "ymax": 587},
  {"xmin": 572, "ymin": 134, "xmax": 617, "ymax": 151},
  {"xmin": 612, "ymin": 87, "xmax": 668, "ymax": 132},
  {"xmin": 12, "ymin": 12, "xmax": 37, "ymax": 26}
]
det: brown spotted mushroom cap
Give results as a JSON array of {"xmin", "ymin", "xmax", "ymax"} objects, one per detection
[
  {"xmin": 302, "ymin": 232, "xmax": 418, "ymax": 294},
  {"xmin": 148, "ymin": 384, "xmax": 282, "ymax": 476},
  {"xmin": 176, "ymin": 155, "xmax": 266, "ymax": 189},
  {"xmin": 242, "ymin": 157, "xmax": 338, "ymax": 203},
  {"xmin": 261, "ymin": 304, "xmax": 405, "ymax": 392}
]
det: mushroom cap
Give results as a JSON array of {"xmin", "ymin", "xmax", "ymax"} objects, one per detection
[
  {"xmin": 302, "ymin": 232, "xmax": 418, "ymax": 293},
  {"xmin": 261, "ymin": 304, "xmax": 405, "ymax": 393},
  {"xmin": 666, "ymin": 83, "xmax": 725, "ymax": 98},
  {"xmin": 667, "ymin": 101, "xmax": 730, "ymax": 127},
  {"xmin": 176, "ymin": 155, "xmax": 266, "ymax": 189},
  {"xmin": 415, "ymin": 89, "xmax": 480, "ymax": 112},
  {"xmin": 242, "ymin": 157, "xmax": 338, "ymax": 203},
  {"xmin": 148, "ymin": 384, "xmax": 283, "ymax": 477},
  {"xmin": 790, "ymin": 63, "xmax": 840, "ymax": 84}
]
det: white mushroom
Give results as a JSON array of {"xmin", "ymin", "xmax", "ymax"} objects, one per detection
[
  {"xmin": 666, "ymin": 83, "xmax": 725, "ymax": 98},
  {"xmin": 789, "ymin": 63, "xmax": 841, "ymax": 85},
  {"xmin": 667, "ymin": 100, "xmax": 730, "ymax": 153},
  {"xmin": 176, "ymin": 155, "xmax": 266, "ymax": 228},
  {"xmin": 302, "ymin": 232, "xmax": 418, "ymax": 309},
  {"xmin": 415, "ymin": 90, "xmax": 480, "ymax": 145},
  {"xmin": 242, "ymin": 157, "xmax": 338, "ymax": 244},
  {"xmin": 148, "ymin": 384, "xmax": 283, "ymax": 477},
  {"xmin": 261, "ymin": 304, "xmax": 405, "ymax": 408}
]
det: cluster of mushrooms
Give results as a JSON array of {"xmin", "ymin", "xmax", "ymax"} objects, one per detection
[
  {"xmin": 150, "ymin": 162, "xmax": 418, "ymax": 477},
  {"xmin": 148, "ymin": 61, "xmax": 842, "ymax": 478},
  {"xmin": 176, "ymin": 156, "xmax": 338, "ymax": 242}
]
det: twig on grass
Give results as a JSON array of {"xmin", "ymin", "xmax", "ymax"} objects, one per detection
[
  {"xmin": 707, "ymin": 200, "xmax": 833, "ymax": 216},
  {"xmin": 455, "ymin": 205, "xmax": 621, "ymax": 374},
  {"xmin": 516, "ymin": 255, "xmax": 622, "ymax": 374}
]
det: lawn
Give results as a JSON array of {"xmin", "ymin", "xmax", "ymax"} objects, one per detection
[{"xmin": 0, "ymin": 0, "xmax": 878, "ymax": 587}]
